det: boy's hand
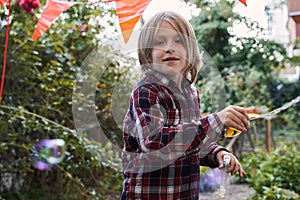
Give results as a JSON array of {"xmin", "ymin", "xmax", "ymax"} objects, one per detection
[
  {"xmin": 217, "ymin": 105, "xmax": 250, "ymax": 132},
  {"xmin": 216, "ymin": 150, "xmax": 247, "ymax": 177}
]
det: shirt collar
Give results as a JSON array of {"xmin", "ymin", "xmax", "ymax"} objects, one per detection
[{"xmin": 143, "ymin": 68, "xmax": 191, "ymax": 90}]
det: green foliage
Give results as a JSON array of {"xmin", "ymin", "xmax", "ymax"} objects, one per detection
[
  {"xmin": 190, "ymin": 2, "xmax": 300, "ymax": 199},
  {"xmin": 200, "ymin": 166, "xmax": 210, "ymax": 174},
  {"xmin": 253, "ymin": 186, "xmax": 300, "ymax": 200},
  {"xmin": 1, "ymin": 0, "xmax": 298, "ymax": 199},
  {"xmin": 1, "ymin": 0, "xmax": 133, "ymax": 199},
  {"xmin": 190, "ymin": 0, "xmax": 291, "ymax": 113},
  {"xmin": 0, "ymin": 105, "xmax": 124, "ymax": 199},
  {"xmin": 268, "ymin": 80, "xmax": 300, "ymax": 129},
  {"xmin": 242, "ymin": 143, "xmax": 300, "ymax": 200},
  {"xmin": 191, "ymin": 0, "xmax": 233, "ymax": 58}
]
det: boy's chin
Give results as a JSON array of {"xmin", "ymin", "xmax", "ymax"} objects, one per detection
[{"xmin": 153, "ymin": 64, "xmax": 182, "ymax": 75}]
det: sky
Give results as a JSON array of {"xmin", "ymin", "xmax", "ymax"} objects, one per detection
[
  {"xmin": 143, "ymin": 0, "xmax": 199, "ymax": 20},
  {"xmin": 101, "ymin": 0, "xmax": 272, "ymax": 47},
  {"xmin": 233, "ymin": 0, "xmax": 269, "ymax": 37},
  {"xmin": 143, "ymin": 0, "xmax": 269, "ymax": 20},
  {"xmin": 142, "ymin": 0, "xmax": 270, "ymax": 38}
]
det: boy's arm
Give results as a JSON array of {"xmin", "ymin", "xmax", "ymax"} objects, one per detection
[{"xmin": 199, "ymin": 142, "xmax": 229, "ymax": 168}]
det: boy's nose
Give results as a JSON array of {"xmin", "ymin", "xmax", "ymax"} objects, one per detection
[
  {"xmin": 164, "ymin": 41, "xmax": 175, "ymax": 53},
  {"xmin": 165, "ymin": 49, "xmax": 175, "ymax": 53}
]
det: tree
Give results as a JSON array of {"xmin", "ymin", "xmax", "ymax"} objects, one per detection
[
  {"xmin": 189, "ymin": 0, "xmax": 290, "ymax": 113},
  {"xmin": 0, "ymin": 1, "xmax": 135, "ymax": 199}
]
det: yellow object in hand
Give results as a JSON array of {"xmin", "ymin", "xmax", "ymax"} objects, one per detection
[
  {"xmin": 225, "ymin": 121, "xmax": 250, "ymax": 138},
  {"xmin": 225, "ymin": 127, "xmax": 242, "ymax": 138}
]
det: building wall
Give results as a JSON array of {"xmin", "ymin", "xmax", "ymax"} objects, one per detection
[
  {"xmin": 279, "ymin": 0, "xmax": 300, "ymax": 81},
  {"xmin": 270, "ymin": 0, "xmax": 289, "ymax": 44},
  {"xmin": 288, "ymin": 0, "xmax": 300, "ymax": 13},
  {"xmin": 288, "ymin": 0, "xmax": 300, "ymax": 40}
]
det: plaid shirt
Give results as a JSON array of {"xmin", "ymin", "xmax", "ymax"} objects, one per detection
[{"xmin": 121, "ymin": 70, "xmax": 226, "ymax": 200}]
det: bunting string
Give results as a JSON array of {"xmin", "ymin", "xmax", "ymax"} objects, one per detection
[
  {"xmin": 0, "ymin": 0, "xmax": 246, "ymax": 103},
  {"xmin": 32, "ymin": 0, "xmax": 152, "ymax": 43},
  {"xmin": 0, "ymin": 0, "xmax": 11, "ymax": 103}
]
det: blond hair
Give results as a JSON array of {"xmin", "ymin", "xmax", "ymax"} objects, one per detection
[{"xmin": 138, "ymin": 11, "xmax": 202, "ymax": 84}]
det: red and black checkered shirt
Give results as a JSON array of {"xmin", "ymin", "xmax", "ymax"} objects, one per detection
[{"xmin": 121, "ymin": 70, "xmax": 226, "ymax": 200}]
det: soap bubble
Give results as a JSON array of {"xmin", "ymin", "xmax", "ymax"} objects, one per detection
[{"xmin": 32, "ymin": 139, "xmax": 66, "ymax": 170}]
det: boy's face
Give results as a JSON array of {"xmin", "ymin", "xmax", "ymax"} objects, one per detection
[{"xmin": 151, "ymin": 22, "xmax": 188, "ymax": 76}]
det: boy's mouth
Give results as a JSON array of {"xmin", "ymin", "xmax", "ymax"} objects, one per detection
[{"xmin": 163, "ymin": 57, "xmax": 179, "ymax": 62}]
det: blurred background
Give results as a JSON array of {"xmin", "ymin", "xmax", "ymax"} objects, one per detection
[{"xmin": 0, "ymin": 0, "xmax": 299, "ymax": 199}]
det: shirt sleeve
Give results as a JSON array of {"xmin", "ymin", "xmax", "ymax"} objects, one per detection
[{"xmin": 199, "ymin": 142, "xmax": 229, "ymax": 168}]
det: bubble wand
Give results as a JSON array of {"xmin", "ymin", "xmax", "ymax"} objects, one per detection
[
  {"xmin": 219, "ymin": 154, "xmax": 230, "ymax": 198},
  {"xmin": 225, "ymin": 95, "xmax": 300, "ymax": 138}
]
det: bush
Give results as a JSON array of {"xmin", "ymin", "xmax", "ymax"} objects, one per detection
[
  {"xmin": 242, "ymin": 143, "xmax": 300, "ymax": 200},
  {"xmin": 0, "ymin": 105, "xmax": 123, "ymax": 199},
  {"xmin": 268, "ymin": 80, "xmax": 300, "ymax": 130},
  {"xmin": 1, "ymin": 1, "xmax": 132, "ymax": 198},
  {"xmin": 253, "ymin": 186, "xmax": 300, "ymax": 200}
]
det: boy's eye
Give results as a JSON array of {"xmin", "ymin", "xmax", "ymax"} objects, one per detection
[
  {"xmin": 153, "ymin": 40, "xmax": 164, "ymax": 46},
  {"xmin": 175, "ymin": 38, "xmax": 183, "ymax": 44}
]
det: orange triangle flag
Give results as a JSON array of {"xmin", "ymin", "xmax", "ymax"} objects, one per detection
[
  {"xmin": 239, "ymin": 0, "xmax": 247, "ymax": 6},
  {"xmin": 32, "ymin": 0, "xmax": 77, "ymax": 41},
  {"xmin": 32, "ymin": 0, "xmax": 151, "ymax": 43},
  {"xmin": 116, "ymin": 0, "xmax": 151, "ymax": 43},
  {"xmin": 0, "ymin": 0, "xmax": 9, "ymax": 5}
]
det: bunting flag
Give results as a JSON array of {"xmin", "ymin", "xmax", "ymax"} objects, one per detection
[
  {"xmin": 32, "ymin": 0, "xmax": 151, "ymax": 43},
  {"xmin": 0, "ymin": 0, "xmax": 9, "ymax": 4},
  {"xmin": 32, "ymin": 0, "xmax": 78, "ymax": 41},
  {"xmin": 239, "ymin": 0, "xmax": 247, "ymax": 6},
  {"xmin": 116, "ymin": 0, "xmax": 151, "ymax": 43},
  {"xmin": 1, "ymin": 0, "xmax": 247, "ymax": 102},
  {"xmin": 32, "ymin": 0, "xmax": 245, "ymax": 43}
]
